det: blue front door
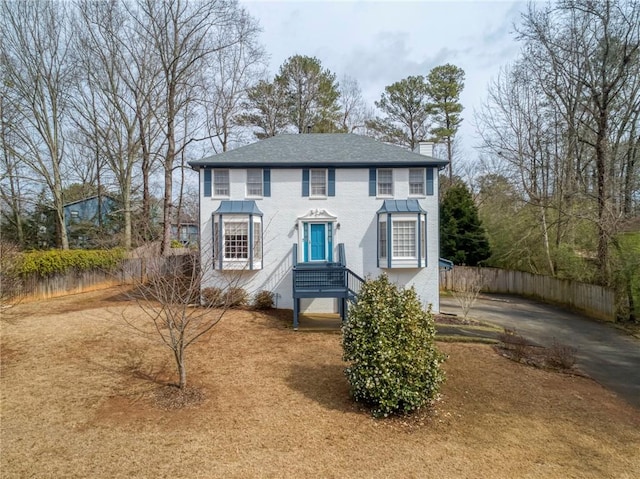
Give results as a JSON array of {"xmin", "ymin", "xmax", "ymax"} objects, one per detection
[{"xmin": 310, "ymin": 224, "xmax": 326, "ymax": 261}]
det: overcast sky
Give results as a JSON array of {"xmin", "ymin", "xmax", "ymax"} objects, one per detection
[{"xmin": 240, "ymin": 0, "xmax": 531, "ymax": 162}]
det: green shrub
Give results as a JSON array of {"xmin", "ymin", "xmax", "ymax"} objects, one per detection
[
  {"xmin": 16, "ymin": 248, "xmax": 126, "ymax": 277},
  {"xmin": 253, "ymin": 290, "xmax": 274, "ymax": 309},
  {"xmin": 342, "ymin": 275, "xmax": 446, "ymax": 417},
  {"xmin": 170, "ymin": 239, "xmax": 183, "ymax": 249},
  {"xmin": 225, "ymin": 286, "xmax": 248, "ymax": 308}
]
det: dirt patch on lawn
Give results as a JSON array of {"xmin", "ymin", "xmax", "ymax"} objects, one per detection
[{"xmin": 1, "ymin": 288, "xmax": 639, "ymax": 478}]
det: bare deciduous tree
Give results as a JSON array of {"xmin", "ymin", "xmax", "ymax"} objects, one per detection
[
  {"xmin": 134, "ymin": 0, "xmax": 252, "ymax": 255},
  {"xmin": 517, "ymin": 0, "xmax": 640, "ymax": 284},
  {"xmin": 202, "ymin": 10, "xmax": 265, "ymax": 153},
  {"xmin": 338, "ymin": 75, "xmax": 372, "ymax": 134},
  {"xmin": 1, "ymin": 0, "xmax": 74, "ymax": 249},
  {"xmin": 73, "ymin": 0, "xmax": 143, "ymax": 249},
  {"xmin": 452, "ymin": 271, "xmax": 483, "ymax": 320}
]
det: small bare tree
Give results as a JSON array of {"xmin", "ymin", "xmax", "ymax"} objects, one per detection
[
  {"xmin": 127, "ymin": 234, "xmax": 258, "ymax": 392},
  {"xmin": 452, "ymin": 271, "xmax": 483, "ymax": 319}
]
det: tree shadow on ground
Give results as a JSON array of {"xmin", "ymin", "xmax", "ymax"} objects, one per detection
[{"xmin": 286, "ymin": 363, "xmax": 358, "ymax": 414}]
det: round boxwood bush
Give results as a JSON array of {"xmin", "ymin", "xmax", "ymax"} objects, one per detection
[{"xmin": 342, "ymin": 275, "xmax": 445, "ymax": 417}]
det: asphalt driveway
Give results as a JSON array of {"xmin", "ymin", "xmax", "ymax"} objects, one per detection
[{"xmin": 440, "ymin": 294, "xmax": 640, "ymax": 410}]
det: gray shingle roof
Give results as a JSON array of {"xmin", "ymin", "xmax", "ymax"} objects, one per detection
[{"xmin": 188, "ymin": 134, "xmax": 448, "ymax": 169}]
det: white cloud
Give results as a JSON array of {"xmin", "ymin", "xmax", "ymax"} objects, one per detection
[{"xmin": 241, "ymin": 0, "xmax": 529, "ymax": 159}]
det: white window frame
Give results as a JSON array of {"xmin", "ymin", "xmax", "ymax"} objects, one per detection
[
  {"xmin": 310, "ymin": 169, "xmax": 327, "ymax": 198},
  {"xmin": 392, "ymin": 220, "xmax": 417, "ymax": 258},
  {"xmin": 377, "ymin": 169, "xmax": 393, "ymax": 197},
  {"xmin": 246, "ymin": 169, "xmax": 263, "ymax": 198},
  {"xmin": 224, "ymin": 220, "xmax": 249, "ymax": 260},
  {"xmin": 379, "ymin": 221, "xmax": 387, "ymax": 259},
  {"xmin": 213, "ymin": 169, "xmax": 230, "ymax": 197},
  {"xmin": 378, "ymin": 213, "xmax": 427, "ymax": 268},
  {"xmin": 213, "ymin": 215, "xmax": 263, "ymax": 270},
  {"xmin": 409, "ymin": 168, "xmax": 425, "ymax": 196}
]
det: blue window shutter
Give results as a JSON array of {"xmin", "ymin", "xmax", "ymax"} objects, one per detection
[
  {"xmin": 369, "ymin": 168, "xmax": 376, "ymax": 196},
  {"xmin": 263, "ymin": 169, "xmax": 271, "ymax": 197},
  {"xmin": 328, "ymin": 169, "xmax": 335, "ymax": 196},
  {"xmin": 204, "ymin": 169, "xmax": 211, "ymax": 197},
  {"xmin": 302, "ymin": 169, "xmax": 309, "ymax": 197},
  {"xmin": 426, "ymin": 168, "xmax": 434, "ymax": 196}
]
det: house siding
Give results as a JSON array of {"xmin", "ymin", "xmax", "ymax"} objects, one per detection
[{"xmin": 199, "ymin": 166, "xmax": 441, "ymax": 313}]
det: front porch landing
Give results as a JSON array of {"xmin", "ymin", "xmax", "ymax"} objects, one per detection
[{"xmin": 295, "ymin": 313, "xmax": 342, "ymax": 331}]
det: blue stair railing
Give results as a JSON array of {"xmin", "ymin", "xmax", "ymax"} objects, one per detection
[{"xmin": 291, "ymin": 243, "xmax": 364, "ymax": 330}]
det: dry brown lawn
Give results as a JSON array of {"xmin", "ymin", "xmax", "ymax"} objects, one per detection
[{"xmin": 1, "ymin": 289, "xmax": 639, "ymax": 479}]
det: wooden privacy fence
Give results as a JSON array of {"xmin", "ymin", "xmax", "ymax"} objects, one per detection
[
  {"xmin": 440, "ymin": 266, "xmax": 616, "ymax": 322},
  {"xmin": 18, "ymin": 254, "xmax": 193, "ymax": 302}
]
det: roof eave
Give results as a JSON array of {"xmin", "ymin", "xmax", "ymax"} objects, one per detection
[{"xmin": 187, "ymin": 160, "xmax": 450, "ymax": 169}]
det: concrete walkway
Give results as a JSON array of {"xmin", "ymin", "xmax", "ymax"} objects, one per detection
[{"xmin": 440, "ymin": 294, "xmax": 640, "ymax": 409}]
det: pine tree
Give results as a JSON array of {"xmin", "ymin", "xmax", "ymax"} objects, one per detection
[{"xmin": 441, "ymin": 182, "xmax": 491, "ymax": 266}]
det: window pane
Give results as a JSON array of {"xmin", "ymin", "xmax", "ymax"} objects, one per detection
[
  {"xmin": 213, "ymin": 221, "xmax": 219, "ymax": 263},
  {"xmin": 393, "ymin": 221, "xmax": 416, "ymax": 257},
  {"xmin": 246, "ymin": 169, "xmax": 262, "ymax": 196},
  {"xmin": 377, "ymin": 169, "xmax": 393, "ymax": 196},
  {"xmin": 421, "ymin": 218, "xmax": 426, "ymax": 258},
  {"xmin": 311, "ymin": 169, "xmax": 326, "ymax": 196},
  {"xmin": 254, "ymin": 220, "xmax": 262, "ymax": 260},
  {"xmin": 409, "ymin": 169, "xmax": 424, "ymax": 195},
  {"xmin": 379, "ymin": 221, "xmax": 387, "ymax": 258},
  {"xmin": 224, "ymin": 222, "xmax": 248, "ymax": 259},
  {"xmin": 214, "ymin": 170, "xmax": 229, "ymax": 196}
]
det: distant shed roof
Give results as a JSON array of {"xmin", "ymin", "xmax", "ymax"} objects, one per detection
[{"xmin": 188, "ymin": 134, "xmax": 449, "ymax": 169}]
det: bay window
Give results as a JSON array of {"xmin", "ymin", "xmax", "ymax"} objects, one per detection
[
  {"xmin": 377, "ymin": 199, "xmax": 427, "ymax": 268},
  {"xmin": 212, "ymin": 201, "xmax": 263, "ymax": 270}
]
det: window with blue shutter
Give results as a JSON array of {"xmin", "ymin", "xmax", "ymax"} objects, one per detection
[
  {"xmin": 328, "ymin": 169, "xmax": 335, "ymax": 196},
  {"xmin": 426, "ymin": 168, "xmax": 434, "ymax": 196},
  {"xmin": 369, "ymin": 168, "xmax": 376, "ymax": 196},
  {"xmin": 204, "ymin": 169, "xmax": 212, "ymax": 197},
  {"xmin": 302, "ymin": 169, "xmax": 309, "ymax": 197},
  {"xmin": 263, "ymin": 169, "xmax": 271, "ymax": 197}
]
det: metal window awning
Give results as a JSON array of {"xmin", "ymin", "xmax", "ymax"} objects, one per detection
[
  {"xmin": 213, "ymin": 200, "xmax": 263, "ymax": 216},
  {"xmin": 376, "ymin": 199, "xmax": 427, "ymax": 214}
]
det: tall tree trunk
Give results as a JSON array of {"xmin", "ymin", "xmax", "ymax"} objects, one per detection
[
  {"xmin": 595, "ymin": 111, "xmax": 610, "ymax": 285},
  {"xmin": 161, "ymin": 87, "xmax": 175, "ymax": 256}
]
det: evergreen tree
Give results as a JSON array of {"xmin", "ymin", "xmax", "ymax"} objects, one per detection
[
  {"xmin": 366, "ymin": 75, "xmax": 430, "ymax": 149},
  {"xmin": 426, "ymin": 64, "xmax": 465, "ymax": 179},
  {"xmin": 275, "ymin": 55, "xmax": 341, "ymax": 133},
  {"xmin": 440, "ymin": 182, "xmax": 491, "ymax": 266}
]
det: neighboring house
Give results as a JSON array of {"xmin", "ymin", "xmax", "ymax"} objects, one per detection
[
  {"xmin": 171, "ymin": 222, "xmax": 199, "ymax": 246},
  {"xmin": 189, "ymin": 134, "xmax": 448, "ymax": 328},
  {"xmin": 63, "ymin": 195, "xmax": 118, "ymax": 247}
]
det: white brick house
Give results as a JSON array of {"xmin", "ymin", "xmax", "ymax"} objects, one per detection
[{"xmin": 189, "ymin": 134, "xmax": 448, "ymax": 328}]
